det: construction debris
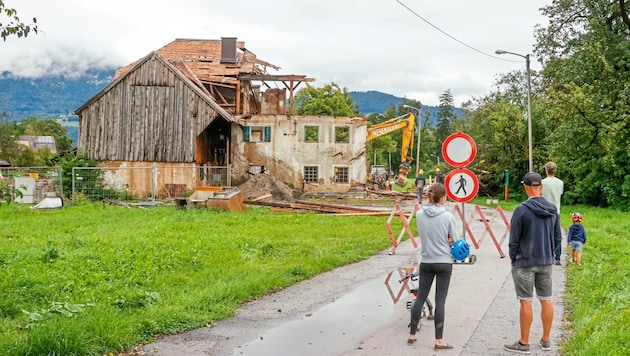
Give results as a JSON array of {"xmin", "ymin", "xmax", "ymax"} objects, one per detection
[
  {"xmin": 238, "ymin": 174, "xmax": 417, "ymax": 214},
  {"xmin": 237, "ymin": 174, "xmax": 297, "ymax": 204},
  {"xmin": 244, "ymin": 199, "xmax": 386, "ymax": 215}
]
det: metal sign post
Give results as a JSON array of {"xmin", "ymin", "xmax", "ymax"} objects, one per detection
[{"xmin": 442, "ymin": 131, "xmax": 478, "ymax": 263}]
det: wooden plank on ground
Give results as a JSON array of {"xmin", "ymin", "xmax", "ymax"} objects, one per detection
[
  {"xmin": 293, "ymin": 200, "xmax": 381, "ymax": 212},
  {"xmin": 250, "ymin": 194, "xmax": 272, "ymax": 202}
]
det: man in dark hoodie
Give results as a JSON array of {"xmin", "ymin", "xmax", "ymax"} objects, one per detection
[{"xmin": 504, "ymin": 172, "xmax": 562, "ymax": 354}]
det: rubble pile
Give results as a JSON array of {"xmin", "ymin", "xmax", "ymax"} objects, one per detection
[{"xmin": 237, "ymin": 174, "xmax": 298, "ymax": 203}]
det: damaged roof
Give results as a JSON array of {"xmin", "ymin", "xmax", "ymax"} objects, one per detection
[{"xmin": 114, "ymin": 38, "xmax": 282, "ymax": 81}]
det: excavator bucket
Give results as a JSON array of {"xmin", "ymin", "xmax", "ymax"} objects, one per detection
[
  {"xmin": 395, "ymin": 161, "xmax": 411, "ymax": 187},
  {"xmin": 178, "ymin": 186, "xmax": 247, "ymax": 212},
  {"xmin": 395, "ymin": 175, "xmax": 409, "ymax": 187}
]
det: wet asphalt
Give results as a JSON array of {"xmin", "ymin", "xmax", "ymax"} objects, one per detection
[{"xmin": 139, "ymin": 202, "xmax": 566, "ymax": 356}]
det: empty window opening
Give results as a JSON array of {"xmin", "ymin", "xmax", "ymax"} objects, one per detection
[
  {"xmin": 305, "ymin": 126, "xmax": 319, "ymax": 142},
  {"xmin": 335, "ymin": 126, "xmax": 349, "ymax": 143}
]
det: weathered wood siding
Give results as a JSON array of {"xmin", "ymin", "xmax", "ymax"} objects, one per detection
[
  {"xmin": 100, "ymin": 161, "xmax": 197, "ymax": 198},
  {"xmin": 78, "ymin": 54, "xmax": 220, "ymax": 162}
]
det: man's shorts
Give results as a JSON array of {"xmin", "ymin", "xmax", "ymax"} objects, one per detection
[
  {"xmin": 511, "ymin": 265, "xmax": 553, "ymax": 301},
  {"xmin": 571, "ymin": 241, "xmax": 584, "ymax": 252}
]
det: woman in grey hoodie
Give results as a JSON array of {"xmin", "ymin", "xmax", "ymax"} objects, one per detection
[{"xmin": 407, "ymin": 183, "xmax": 458, "ymax": 350}]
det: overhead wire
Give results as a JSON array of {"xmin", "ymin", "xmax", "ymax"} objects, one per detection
[{"xmin": 394, "ymin": 0, "xmax": 522, "ymax": 63}]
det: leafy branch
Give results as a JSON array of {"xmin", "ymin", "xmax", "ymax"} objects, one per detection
[{"xmin": 0, "ymin": 1, "xmax": 38, "ymax": 41}]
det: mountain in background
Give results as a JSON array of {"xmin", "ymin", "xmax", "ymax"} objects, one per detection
[
  {"xmin": 0, "ymin": 69, "xmax": 115, "ymax": 119},
  {"xmin": 0, "ymin": 70, "xmax": 461, "ymax": 146},
  {"xmin": 348, "ymin": 90, "xmax": 463, "ymax": 125}
]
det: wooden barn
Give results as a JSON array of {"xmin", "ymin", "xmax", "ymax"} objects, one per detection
[{"xmin": 75, "ymin": 38, "xmax": 368, "ymax": 198}]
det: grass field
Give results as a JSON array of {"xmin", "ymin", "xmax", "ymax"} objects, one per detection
[
  {"xmin": 1, "ymin": 199, "xmax": 628, "ymax": 355},
  {"xmin": 0, "ymin": 202, "xmax": 400, "ymax": 355}
]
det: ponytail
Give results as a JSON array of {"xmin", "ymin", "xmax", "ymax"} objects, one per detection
[{"xmin": 427, "ymin": 183, "xmax": 447, "ymax": 204}]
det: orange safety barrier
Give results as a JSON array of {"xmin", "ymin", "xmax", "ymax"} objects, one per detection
[
  {"xmin": 385, "ymin": 202, "xmax": 420, "ymax": 255},
  {"xmin": 452, "ymin": 204, "xmax": 511, "ymax": 258},
  {"xmin": 452, "ymin": 204, "xmax": 479, "ymax": 249},
  {"xmin": 384, "ymin": 266, "xmax": 416, "ymax": 304}
]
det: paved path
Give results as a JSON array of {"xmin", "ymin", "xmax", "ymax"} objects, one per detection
[{"xmin": 140, "ymin": 203, "xmax": 567, "ymax": 355}]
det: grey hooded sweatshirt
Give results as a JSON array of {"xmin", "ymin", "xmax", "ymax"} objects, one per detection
[{"xmin": 416, "ymin": 204, "xmax": 459, "ymax": 264}]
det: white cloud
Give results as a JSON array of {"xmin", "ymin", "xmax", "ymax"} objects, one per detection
[{"xmin": 1, "ymin": 0, "xmax": 550, "ymax": 106}]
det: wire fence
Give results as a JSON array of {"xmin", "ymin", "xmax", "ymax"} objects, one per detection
[
  {"xmin": 1, "ymin": 165, "xmax": 231, "ymax": 203},
  {"xmin": 71, "ymin": 165, "xmax": 231, "ymax": 201},
  {"xmin": 0, "ymin": 166, "xmax": 63, "ymax": 203}
]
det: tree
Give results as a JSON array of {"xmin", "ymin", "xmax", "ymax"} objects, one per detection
[
  {"xmin": 467, "ymin": 99, "xmax": 529, "ymax": 198},
  {"xmin": 435, "ymin": 90, "xmax": 455, "ymax": 151},
  {"xmin": 534, "ymin": 0, "xmax": 630, "ymax": 209},
  {"xmin": 15, "ymin": 117, "xmax": 73, "ymax": 152},
  {"xmin": 0, "ymin": 111, "xmax": 20, "ymax": 164},
  {"xmin": 294, "ymin": 82, "xmax": 361, "ymax": 117},
  {"xmin": 56, "ymin": 150, "xmax": 100, "ymax": 198},
  {"xmin": 0, "ymin": 1, "xmax": 38, "ymax": 41}
]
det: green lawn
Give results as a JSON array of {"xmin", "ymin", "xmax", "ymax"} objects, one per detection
[
  {"xmin": 1, "ymin": 200, "xmax": 627, "ymax": 355},
  {"xmin": 0, "ymin": 203, "xmax": 399, "ymax": 355},
  {"xmin": 556, "ymin": 205, "xmax": 630, "ymax": 354}
]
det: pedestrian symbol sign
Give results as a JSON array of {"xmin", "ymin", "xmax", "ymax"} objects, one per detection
[{"xmin": 445, "ymin": 168, "xmax": 479, "ymax": 203}]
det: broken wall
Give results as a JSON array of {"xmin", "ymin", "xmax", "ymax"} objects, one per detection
[{"xmin": 232, "ymin": 115, "xmax": 367, "ymax": 193}]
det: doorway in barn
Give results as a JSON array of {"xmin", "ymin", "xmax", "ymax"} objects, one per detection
[{"xmin": 196, "ymin": 118, "xmax": 231, "ymax": 187}]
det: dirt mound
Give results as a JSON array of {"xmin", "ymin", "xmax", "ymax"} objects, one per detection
[{"xmin": 237, "ymin": 174, "xmax": 299, "ymax": 203}]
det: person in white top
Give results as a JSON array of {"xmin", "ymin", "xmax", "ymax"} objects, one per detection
[{"xmin": 541, "ymin": 161, "xmax": 564, "ymax": 265}]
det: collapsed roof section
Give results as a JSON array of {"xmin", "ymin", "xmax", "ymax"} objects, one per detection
[{"xmin": 114, "ymin": 38, "xmax": 314, "ymax": 116}]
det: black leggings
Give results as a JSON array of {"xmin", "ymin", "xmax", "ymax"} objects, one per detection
[{"xmin": 409, "ymin": 263, "xmax": 453, "ymax": 339}]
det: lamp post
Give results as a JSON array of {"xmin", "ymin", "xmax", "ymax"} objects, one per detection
[
  {"xmin": 495, "ymin": 49, "xmax": 533, "ymax": 172},
  {"xmin": 430, "ymin": 154, "xmax": 440, "ymax": 166},
  {"xmin": 402, "ymin": 105, "xmax": 422, "ymax": 178}
]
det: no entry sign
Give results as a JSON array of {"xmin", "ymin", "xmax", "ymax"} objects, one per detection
[
  {"xmin": 442, "ymin": 131, "xmax": 477, "ymax": 167},
  {"xmin": 445, "ymin": 168, "xmax": 479, "ymax": 203}
]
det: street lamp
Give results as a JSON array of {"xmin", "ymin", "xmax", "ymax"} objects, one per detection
[
  {"xmin": 430, "ymin": 154, "xmax": 440, "ymax": 166},
  {"xmin": 495, "ymin": 49, "xmax": 533, "ymax": 172},
  {"xmin": 402, "ymin": 104, "xmax": 422, "ymax": 178}
]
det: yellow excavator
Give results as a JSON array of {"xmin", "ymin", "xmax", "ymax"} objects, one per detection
[{"xmin": 367, "ymin": 112, "xmax": 415, "ymax": 187}]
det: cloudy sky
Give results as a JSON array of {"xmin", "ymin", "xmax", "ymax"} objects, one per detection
[{"xmin": 1, "ymin": 0, "xmax": 550, "ymax": 106}]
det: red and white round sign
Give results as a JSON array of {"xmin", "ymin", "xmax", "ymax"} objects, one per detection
[
  {"xmin": 442, "ymin": 132, "xmax": 476, "ymax": 167},
  {"xmin": 445, "ymin": 168, "xmax": 479, "ymax": 203}
]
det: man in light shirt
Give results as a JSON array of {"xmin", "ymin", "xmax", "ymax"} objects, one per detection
[{"xmin": 541, "ymin": 161, "xmax": 564, "ymax": 265}]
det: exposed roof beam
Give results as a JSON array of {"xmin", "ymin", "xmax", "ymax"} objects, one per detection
[{"xmin": 238, "ymin": 74, "xmax": 314, "ymax": 82}]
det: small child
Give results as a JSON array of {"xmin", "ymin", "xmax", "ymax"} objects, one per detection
[{"xmin": 567, "ymin": 212, "xmax": 587, "ymax": 265}]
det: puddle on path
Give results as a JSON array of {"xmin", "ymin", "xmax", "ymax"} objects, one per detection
[{"xmin": 232, "ymin": 276, "xmax": 404, "ymax": 355}]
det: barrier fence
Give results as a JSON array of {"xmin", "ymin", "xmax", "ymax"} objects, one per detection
[
  {"xmin": 384, "ymin": 203, "xmax": 511, "ymax": 258},
  {"xmin": 386, "ymin": 202, "xmax": 420, "ymax": 255},
  {"xmin": 384, "ymin": 203, "xmax": 511, "ymax": 304},
  {"xmin": 453, "ymin": 204, "xmax": 510, "ymax": 258},
  {"xmin": 72, "ymin": 165, "xmax": 231, "ymax": 201},
  {"xmin": 1, "ymin": 164, "xmax": 231, "ymax": 204},
  {"xmin": 0, "ymin": 166, "xmax": 63, "ymax": 203}
]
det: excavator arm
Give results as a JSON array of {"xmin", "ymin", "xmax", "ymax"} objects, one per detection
[{"xmin": 367, "ymin": 113, "xmax": 415, "ymax": 187}]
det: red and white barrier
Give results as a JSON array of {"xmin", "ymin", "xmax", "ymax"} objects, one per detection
[
  {"xmin": 452, "ymin": 204, "xmax": 510, "ymax": 258},
  {"xmin": 385, "ymin": 202, "xmax": 420, "ymax": 255},
  {"xmin": 384, "ymin": 266, "xmax": 416, "ymax": 304}
]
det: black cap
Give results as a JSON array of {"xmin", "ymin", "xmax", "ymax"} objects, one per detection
[{"xmin": 521, "ymin": 172, "xmax": 542, "ymax": 186}]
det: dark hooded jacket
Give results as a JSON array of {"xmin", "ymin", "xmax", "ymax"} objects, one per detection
[{"xmin": 509, "ymin": 196, "xmax": 562, "ymax": 267}]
